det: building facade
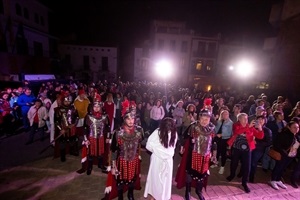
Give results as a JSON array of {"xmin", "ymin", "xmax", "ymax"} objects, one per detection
[
  {"xmin": 0, "ymin": 0, "xmax": 55, "ymax": 80},
  {"xmin": 58, "ymin": 44, "xmax": 118, "ymax": 82},
  {"xmin": 266, "ymin": 0, "xmax": 300, "ymax": 93},
  {"xmin": 133, "ymin": 20, "xmax": 219, "ymax": 89}
]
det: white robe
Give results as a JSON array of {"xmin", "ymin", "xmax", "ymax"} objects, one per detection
[{"xmin": 144, "ymin": 129, "xmax": 177, "ymax": 200}]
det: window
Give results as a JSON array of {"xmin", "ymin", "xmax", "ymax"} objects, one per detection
[
  {"xmin": 181, "ymin": 41, "xmax": 188, "ymax": 53},
  {"xmin": 170, "ymin": 40, "xmax": 176, "ymax": 52},
  {"xmin": 197, "ymin": 41, "xmax": 205, "ymax": 56},
  {"xmin": 40, "ymin": 16, "xmax": 44, "ymax": 26},
  {"xmin": 180, "ymin": 58, "xmax": 185, "ymax": 69},
  {"xmin": 15, "ymin": 3, "xmax": 22, "ymax": 16},
  {"xmin": 0, "ymin": 0, "xmax": 4, "ymax": 14},
  {"xmin": 34, "ymin": 13, "xmax": 39, "ymax": 24},
  {"xmin": 33, "ymin": 41, "xmax": 43, "ymax": 56},
  {"xmin": 158, "ymin": 39, "xmax": 164, "ymax": 50},
  {"xmin": 24, "ymin": 8, "xmax": 29, "ymax": 19},
  {"xmin": 206, "ymin": 60, "xmax": 214, "ymax": 74},
  {"xmin": 83, "ymin": 55, "xmax": 90, "ymax": 70},
  {"xmin": 207, "ymin": 42, "xmax": 216, "ymax": 57},
  {"xmin": 102, "ymin": 57, "xmax": 108, "ymax": 71},
  {"xmin": 157, "ymin": 27, "xmax": 167, "ymax": 33},
  {"xmin": 195, "ymin": 60, "xmax": 202, "ymax": 71},
  {"xmin": 16, "ymin": 38, "xmax": 28, "ymax": 55}
]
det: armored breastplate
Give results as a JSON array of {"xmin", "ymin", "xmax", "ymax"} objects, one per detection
[
  {"xmin": 60, "ymin": 106, "xmax": 77, "ymax": 129},
  {"xmin": 119, "ymin": 127, "xmax": 142, "ymax": 161},
  {"xmin": 87, "ymin": 115, "xmax": 106, "ymax": 138},
  {"xmin": 192, "ymin": 122, "xmax": 215, "ymax": 156}
]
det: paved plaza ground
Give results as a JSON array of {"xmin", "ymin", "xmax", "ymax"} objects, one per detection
[{"xmin": 0, "ymin": 132, "xmax": 299, "ymax": 200}]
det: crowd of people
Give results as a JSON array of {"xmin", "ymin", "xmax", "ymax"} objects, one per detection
[{"xmin": 1, "ymin": 79, "xmax": 300, "ymax": 200}]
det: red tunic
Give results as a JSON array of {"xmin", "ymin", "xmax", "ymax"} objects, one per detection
[{"xmin": 104, "ymin": 101, "xmax": 115, "ymax": 131}]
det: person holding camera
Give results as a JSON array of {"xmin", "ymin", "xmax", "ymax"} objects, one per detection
[{"xmin": 226, "ymin": 113, "xmax": 264, "ymax": 193}]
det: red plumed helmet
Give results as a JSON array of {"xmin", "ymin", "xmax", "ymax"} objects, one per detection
[
  {"xmin": 121, "ymin": 99, "xmax": 130, "ymax": 117},
  {"xmin": 204, "ymin": 98, "xmax": 212, "ymax": 106}
]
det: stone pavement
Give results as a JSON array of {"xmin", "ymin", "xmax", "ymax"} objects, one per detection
[{"xmin": 0, "ymin": 132, "xmax": 300, "ymax": 200}]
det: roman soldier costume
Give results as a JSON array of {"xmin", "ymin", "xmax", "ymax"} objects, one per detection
[
  {"xmin": 102, "ymin": 110, "xmax": 143, "ymax": 200},
  {"xmin": 77, "ymin": 98, "xmax": 111, "ymax": 175},
  {"xmin": 54, "ymin": 95, "xmax": 79, "ymax": 162},
  {"xmin": 176, "ymin": 109, "xmax": 217, "ymax": 200}
]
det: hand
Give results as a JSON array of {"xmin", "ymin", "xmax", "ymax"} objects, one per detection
[
  {"xmin": 249, "ymin": 120, "xmax": 255, "ymax": 128},
  {"xmin": 60, "ymin": 130, "xmax": 66, "ymax": 135},
  {"xmin": 84, "ymin": 140, "xmax": 90, "ymax": 146},
  {"xmin": 180, "ymin": 146, "xmax": 185, "ymax": 155},
  {"xmin": 211, "ymin": 156, "xmax": 217, "ymax": 164},
  {"xmin": 106, "ymin": 139, "xmax": 111, "ymax": 143}
]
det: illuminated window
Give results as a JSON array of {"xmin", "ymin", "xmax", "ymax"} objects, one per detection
[
  {"xmin": 195, "ymin": 61, "xmax": 202, "ymax": 70},
  {"xmin": 206, "ymin": 60, "xmax": 213, "ymax": 71},
  {"xmin": 207, "ymin": 85, "xmax": 212, "ymax": 91}
]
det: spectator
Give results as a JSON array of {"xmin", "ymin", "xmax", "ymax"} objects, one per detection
[
  {"xmin": 227, "ymin": 113, "xmax": 264, "ymax": 193},
  {"xmin": 249, "ymin": 115, "xmax": 272, "ymax": 183},
  {"xmin": 214, "ymin": 110, "xmax": 233, "ymax": 174},
  {"xmin": 0, "ymin": 92, "xmax": 14, "ymax": 135},
  {"xmin": 172, "ymin": 100, "xmax": 185, "ymax": 137},
  {"xmin": 270, "ymin": 121, "xmax": 299, "ymax": 190},
  {"xmin": 17, "ymin": 87, "xmax": 35, "ymax": 131},
  {"xmin": 290, "ymin": 117, "xmax": 300, "ymax": 188},
  {"xmin": 230, "ymin": 104, "xmax": 242, "ymax": 123},
  {"xmin": 150, "ymin": 99, "xmax": 165, "ymax": 133},
  {"xmin": 26, "ymin": 99, "xmax": 48, "ymax": 144}
]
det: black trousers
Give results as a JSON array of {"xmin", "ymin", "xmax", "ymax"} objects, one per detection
[
  {"xmin": 216, "ymin": 138, "xmax": 229, "ymax": 167},
  {"xmin": 229, "ymin": 147, "xmax": 251, "ymax": 184}
]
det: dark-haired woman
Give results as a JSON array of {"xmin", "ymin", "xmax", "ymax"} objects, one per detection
[
  {"xmin": 270, "ymin": 121, "xmax": 299, "ymax": 190},
  {"xmin": 144, "ymin": 117, "xmax": 178, "ymax": 200}
]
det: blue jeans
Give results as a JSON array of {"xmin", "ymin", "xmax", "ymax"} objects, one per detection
[
  {"xmin": 250, "ymin": 148, "xmax": 264, "ymax": 181},
  {"xmin": 262, "ymin": 146, "xmax": 275, "ymax": 170}
]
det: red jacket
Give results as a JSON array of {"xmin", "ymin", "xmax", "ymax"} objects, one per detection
[{"xmin": 227, "ymin": 121, "xmax": 264, "ymax": 151}]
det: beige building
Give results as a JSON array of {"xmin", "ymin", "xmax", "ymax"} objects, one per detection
[{"xmin": 58, "ymin": 44, "xmax": 118, "ymax": 82}]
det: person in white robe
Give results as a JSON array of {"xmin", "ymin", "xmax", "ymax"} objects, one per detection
[{"xmin": 144, "ymin": 117, "xmax": 178, "ymax": 200}]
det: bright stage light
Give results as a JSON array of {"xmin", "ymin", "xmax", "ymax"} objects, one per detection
[
  {"xmin": 235, "ymin": 60, "xmax": 254, "ymax": 77},
  {"xmin": 229, "ymin": 66, "xmax": 234, "ymax": 70},
  {"xmin": 155, "ymin": 60, "xmax": 173, "ymax": 79}
]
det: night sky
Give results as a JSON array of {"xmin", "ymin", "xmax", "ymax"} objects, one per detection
[{"xmin": 41, "ymin": 0, "xmax": 277, "ymax": 45}]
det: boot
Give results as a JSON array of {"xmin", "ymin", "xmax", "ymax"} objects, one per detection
[
  {"xmin": 127, "ymin": 185, "xmax": 134, "ymax": 200},
  {"xmin": 87, "ymin": 158, "xmax": 93, "ymax": 175},
  {"xmin": 118, "ymin": 189, "xmax": 123, "ymax": 200},
  {"xmin": 195, "ymin": 181, "xmax": 205, "ymax": 200},
  {"xmin": 76, "ymin": 162, "xmax": 87, "ymax": 174},
  {"xmin": 60, "ymin": 149, "xmax": 66, "ymax": 162},
  {"xmin": 98, "ymin": 157, "xmax": 108, "ymax": 173},
  {"xmin": 185, "ymin": 183, "xmax": 191, "ymax": 200}
]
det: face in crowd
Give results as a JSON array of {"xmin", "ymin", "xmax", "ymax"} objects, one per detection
[
  {"xmin": 199, "ymin": 115, "xmax": 210, "ymax": 127},
  {"xmin": 124, "ymin": 115, "xmax": 135, "ymax": 128}
]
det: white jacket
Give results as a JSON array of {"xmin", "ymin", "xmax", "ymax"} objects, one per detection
[{"xmin": 27, "ymin": 105, "xmax": 48, "ymax": 127}]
